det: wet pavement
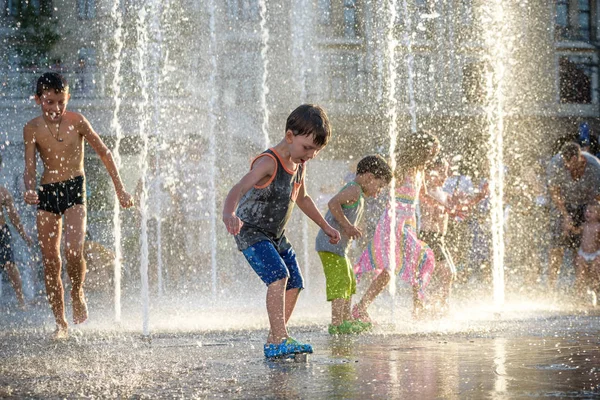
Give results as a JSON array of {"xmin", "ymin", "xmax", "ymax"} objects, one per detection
[{"xmin": 1, "ymin": 296, "xmax": 599, "ymax": 399}]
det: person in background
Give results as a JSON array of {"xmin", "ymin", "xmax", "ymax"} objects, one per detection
[
  {"xmin": 546, "ymin": 142, "xmax": 600, "ymax": 292},
  {"xmin": 0, "ymin": 155, "xmax": 33, "ymax": 310}
]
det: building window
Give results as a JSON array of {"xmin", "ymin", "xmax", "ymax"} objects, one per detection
[
  {"xmin": 555, "ymin": 0, "xmax": 594, "ymax": 41},
  {"xmin": 578, "ymin": 0, "xmax": 591, "ymax": 39},
  {"xmin": 77, "ymin": 0, "xmax": 95, "ymax": 19},
  {"xmin": 6, "ymin": 0, "xmax": 18, "ymax": 15},
  {"xmin": 318, "ymin": 0, "xmax": 332, "ymax": 25},
  {"xmin": 226, "ymin": 0, "xmax": 259, "ymax": 22},
  {"xmin": 414, "ymin": 54, "xmax": 436, "ymax": 104},
  {"xmin": 343, "ymin": 0, "xmax": 357, "ymax": 38},
  {"xmin": 459, "ymin": 0, "xmax": 473, "ymax": 25},
  {"xmin": 6, "ymin": 0, "xmax": 52, "ymax": 16},
  {"xmin": 71, "ymin": 48, "xmax": 97, "ymax": 94},
  {"xmin": 77, "ymin": 47, "xmax": 96, "ymax": 69},
  {"xmin": 556, "ymin": 0, "xmax": 569, "ymax": 33},
  {"xmin": 317, "ymin": 0, "xmax": 362, "ymax": 39},
  {"xmin": 462, "ymin": 61, "xmax": 486, "ymax": 104},
  {"xmin": 559, "ymin": 55, "xmax": 597, "ymax": 104},
  {"xmin": 325, "ymin": 54, "xmax": 364, "ymax": 101},
  {"xmin": 395, "ymin": 0, "xmax": 435, "ymax": 41}
]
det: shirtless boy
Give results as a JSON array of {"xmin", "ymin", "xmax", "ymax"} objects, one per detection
[{"xmin": 23, "ymin": 72, "xmax": 134, "ymax": 339}]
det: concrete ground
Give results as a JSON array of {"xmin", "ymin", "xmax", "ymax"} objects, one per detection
[{"xmin": 1, "ymin": 290, "xmax": 599, "ymax": 399}]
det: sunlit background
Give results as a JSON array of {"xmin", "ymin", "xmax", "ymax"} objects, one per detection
[{"xmin": 0, "ymin": 0, "xmax": 598, "ymax": 331}]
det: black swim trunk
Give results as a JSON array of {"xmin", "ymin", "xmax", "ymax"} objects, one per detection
[
  {"xmin": 419, "ymin": 230, "xmax": 446, "ymax": 262},
  {"xmin": 38, "ymin": 175, "xmax": 86, "ymax": 215},
  {"xmin": 0, "ymin": 224, "xmax": 14, "ymax": 267}
]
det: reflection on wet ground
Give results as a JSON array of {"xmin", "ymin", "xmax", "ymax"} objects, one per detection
[{"xmin": 0, "ymin": 300, "xmax": 599, "ymax": 398}]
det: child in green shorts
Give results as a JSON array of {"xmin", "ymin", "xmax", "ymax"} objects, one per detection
[{"xmin": 315, "ymin": 155, "xmax": 392, "ymax": 334}]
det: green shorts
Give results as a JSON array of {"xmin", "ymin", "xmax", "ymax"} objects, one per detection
[{"xmin": 318, "ymin": 251, "xmax": 356, "ymax": 301}]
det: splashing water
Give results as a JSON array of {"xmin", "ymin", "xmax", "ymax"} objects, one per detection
[
  {"xmin": 109, "ymin": 0, "xmax": 125, "ymax": 323},
  {"xmin": 207, "ymin": 0, "xmax": 219, "ymax": 297},
  {"xmin": 482, "ymin": 0, "xmax": 508, "ymax": 309},
  {"xmin": 293, "ymin": 0, "xmax": 310, "ymax": 101},
  {"xmin": 1, "ymin": 0, "xmax": 583, "ymax": 342},
  {"xmin": 385, "ymin": 0, "xmax": 400, "ymax": 300},
  {"xmin": 136, "ymin": 4, "xmax": 151, "ymax": 336},
  {"xmin": 155, "ymin": 162, "xmax": 164, "ymax": 297},
  {"xmin": 400, "ymin": 0, "xmax": 418, "ymax": 134},
  {"xmin": 258, "ymin": 0, "xmax": 270, "ymax": 148},
  {"xmin": 149, "ymin": 1, "xmax": 165, "ymax": 298},
  {"xmin": 292, "ymin": 0, "xmax": 313, "ymax": 288},
  {"xmin": 4, "ymin": 10, "xmax": 600, "ymax": 400}
]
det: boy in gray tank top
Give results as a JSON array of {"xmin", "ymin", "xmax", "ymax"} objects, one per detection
[
  {"xmin": 315, "ymin": 155, "xmax": 392, "ymax": 334},
  {"xmin": 223, "ymin": 104, "xmax": 340, "ymax": 359}
]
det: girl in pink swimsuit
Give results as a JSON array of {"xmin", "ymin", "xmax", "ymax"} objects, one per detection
[{"xmin": 353, "ymin": 131, "xmax": 439, "ymax": 321}]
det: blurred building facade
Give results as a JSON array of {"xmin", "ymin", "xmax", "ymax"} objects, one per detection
[{"xmin": 0, "ymin": 1, "xmax": 597, "ymax": 155}]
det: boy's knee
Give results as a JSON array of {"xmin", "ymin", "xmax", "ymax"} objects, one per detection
[
  {"xmin": 286, "ymin": 268, "xmax": 304, "ymax": 291},
  {"xmin": 380, "ymin": 269, "xmax": 392, "ymax": 281},
  {"xmin": 4, "ymin": 262, "xmax": 17, "ymax": 272},
  {"xmin": 267, "ymin": 277, "xmax": 288, "ymax": 288},
  {"xmin": 65, "ymin": 248, "xmax": 84, "ymax": 264},
  {"xmin": 43, "ymin": 254, "xmax": 61, "ymax": 268}
]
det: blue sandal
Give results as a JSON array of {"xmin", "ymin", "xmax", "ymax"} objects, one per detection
[{"xmin": 264, "ymin": 337, "xmax": 313, "ymax": 358}]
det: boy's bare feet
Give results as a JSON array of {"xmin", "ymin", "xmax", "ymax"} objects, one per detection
[
  {"xmin": 71, "ymin": 289, "xmax": 88, "ymax": 324},
  {"xmin": 53, "ymin": 325, "xmax": 69, "ymax": 340},
  {"xmin": 412, "ymin": 299, "xmax": 426, "ymax": 320}
]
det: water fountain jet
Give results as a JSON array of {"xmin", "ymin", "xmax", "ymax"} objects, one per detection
[
  {"xmin": 135, "ymin": 4, "xmax": 151, "ymax": 337},
  {"xmin": 109, "ymin": 0, "xmax": 125, "ymax": 323}
]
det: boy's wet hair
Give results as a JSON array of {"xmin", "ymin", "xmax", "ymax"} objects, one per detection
[
  {"xmin": 36, "ymin": 72, "xmax": 69, "ymax": 97},
  {"xmin": 559, "ymin": 142, "xmax": 580, "ymax": 161},
  {"xmin": 356, "ymin": 155, "xmax": 393, "ymax": 184},
  {"xmin": 285, "ymin": 104, "xmax": 331, "ymax": 147}
]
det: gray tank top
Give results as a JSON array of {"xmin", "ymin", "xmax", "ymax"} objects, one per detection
[
  {"xmin": 235, "ymin": 148, "xmax": 305, "ymax": 252},
  {"xmin": 315, "ymin": 182, "xmax": 364, "ymax": 257}
]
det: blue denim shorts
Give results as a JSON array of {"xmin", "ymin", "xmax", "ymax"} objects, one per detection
[{"xmin": 242, "ymin": 240, "xmax": 304, "ymax": 290}]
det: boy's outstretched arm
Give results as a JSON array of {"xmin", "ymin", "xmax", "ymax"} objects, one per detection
[
  {"xmin": 222, "ymin": 157, "xmax": 276, "ymax": 236},
  {"xmin": 79, "ymin": 115, "xmax": 134, "ymax": 208},
  {"xmin": 2, "ymin": 188, "xmax": 32, "ymax": 246},
  {"xmin": 327, "ymin": 184, "xmax": 362, "ymax": 240},
  {"xmin": 296, "ymin": 182, "xmax": 340, "ymax": 244},
  {"xmin": 23, "ymin": 125, "xmax": 39, "ymax": 205}
]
